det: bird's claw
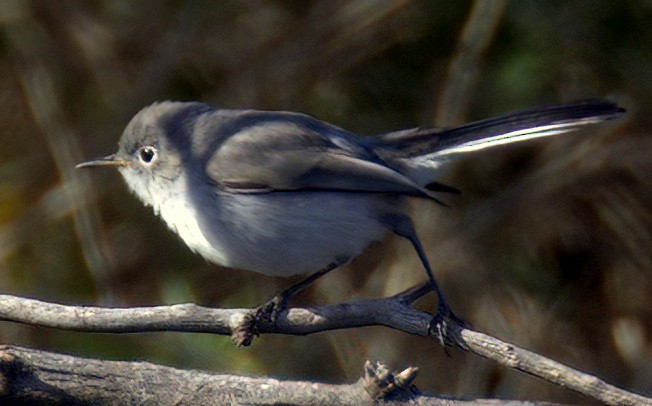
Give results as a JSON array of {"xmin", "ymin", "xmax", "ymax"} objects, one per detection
[
  {"xmin": 428, "ymin": 305, "xmax": 469, "ymax": 351},
  {"xmin": 232, "ymin": 294, "xmax": 288, "ymax": 347}
]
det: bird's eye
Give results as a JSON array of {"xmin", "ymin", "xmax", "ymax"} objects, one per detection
[{"xmin": 138, "ymin": 146, "xmax": 157, "ymax": 165}]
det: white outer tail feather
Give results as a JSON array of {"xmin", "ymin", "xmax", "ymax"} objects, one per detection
[{"xmin": 428, "ymin": 116, "xmax": 607, "ymax": 158}]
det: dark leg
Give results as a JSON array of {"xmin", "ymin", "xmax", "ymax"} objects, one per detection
[
  {"xmin": 232, "ymin": 259, "xmax": 346, "ymax": 347},
  {"xmin": 273, "ymin": 260, "xmax": 343, "ymax": 303},
  {"xmin": 252, "ymin": 260, "xmax": 343, "ymax": 324},
  {"xmin": 390, "ymin": 215, "xmax": 467, "ymax": 349}
]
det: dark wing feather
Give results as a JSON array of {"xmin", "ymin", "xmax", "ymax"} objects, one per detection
[{"xmin": 206, "ymin": 119, "xmax": 442, "ymax": 200}]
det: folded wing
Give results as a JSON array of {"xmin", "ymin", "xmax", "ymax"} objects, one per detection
[{"xmin": 206, "ymin": 118, "xmax": 452, "ymax": 202}]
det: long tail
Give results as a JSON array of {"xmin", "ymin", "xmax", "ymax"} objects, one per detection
[{"xmin": 375, "ymin": 100, "xmax": 625, "ymax": 160}]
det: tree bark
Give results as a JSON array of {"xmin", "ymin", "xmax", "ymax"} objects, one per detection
[{"xmin": 0, "ymin": 285, "xmax": 648, "ymax": 405}]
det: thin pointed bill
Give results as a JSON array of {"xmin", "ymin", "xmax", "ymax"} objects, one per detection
[{"xmin": 76, "ymin": 154, "xmax": 129, "ymax": 169}]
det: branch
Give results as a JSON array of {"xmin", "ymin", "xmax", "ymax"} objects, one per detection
[
  {"xmin": 0, "ymin": 345, "xmax": 460, "ymax": 404},
  {"xmin": 0, "ymin": 287, "xmax": 648, "ymax": 405}
]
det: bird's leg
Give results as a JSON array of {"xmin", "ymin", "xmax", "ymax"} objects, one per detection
[
  {"xmin": 232, "ymin": 259, "xmax": 345, "ymax": 346},
  {"xmin": 258, "ymin": 260, "xmax": 343, "ymax": 322},
  {"xmin": 389, "ymin": 214, "xmax": 468, "ymax": 349}
]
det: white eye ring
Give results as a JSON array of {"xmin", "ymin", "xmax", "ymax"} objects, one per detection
[{"xmin": 138, "ymin": 146, "xmax": 158, "ymax": 165}]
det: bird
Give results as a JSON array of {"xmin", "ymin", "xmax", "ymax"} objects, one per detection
[{"xmin": 77, "ymin": 99, "xmax": 625, "ymax": 345}]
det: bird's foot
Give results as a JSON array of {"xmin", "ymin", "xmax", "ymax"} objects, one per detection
[
  {"xmin": 428, "ymin": 304, "xmax": 469, "ymax": 351},
  {"xmin": 232, "ymin": 294, "xmax": 288, "ymax": 347}
]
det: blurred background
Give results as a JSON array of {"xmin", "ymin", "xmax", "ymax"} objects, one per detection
[{"xmin": 0, "ymin": 0, "xmax": 650, "ymax": 403}]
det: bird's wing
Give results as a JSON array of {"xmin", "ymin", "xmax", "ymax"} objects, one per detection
[{"xmin": 206, "ymin": 118, "xmax": 449, "ymax": 200}]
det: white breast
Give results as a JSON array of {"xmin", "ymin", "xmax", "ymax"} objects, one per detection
[
  {"xmin": 122, "ymin": 168, "xmax": 397, "ymax": 277},
  {"xmin": 157, "ymin": 184, "xmax": 230, "ymax": 267}
]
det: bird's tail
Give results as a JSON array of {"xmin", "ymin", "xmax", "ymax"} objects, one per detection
[{"xmin": 370, "ymin": 100, "xmax": 625, "ymax": 185}]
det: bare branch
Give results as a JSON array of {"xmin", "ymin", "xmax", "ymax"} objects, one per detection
[
  {"xmin": 0, "ymin": 345, "xmax": 463, "ymax": 404},
  {"xmin": 0, "ymin": 288, "xmax": 648, "ymax": 405}
]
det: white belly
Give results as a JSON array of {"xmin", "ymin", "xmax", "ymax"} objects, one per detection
[{"xmin": 159, "ymin": 186, "xmax": 397, "ymax": 276}]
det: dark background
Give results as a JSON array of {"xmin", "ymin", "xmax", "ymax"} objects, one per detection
[{"xmin": 0, "ymin": 1, "xmax": 650, "ymax": 403}]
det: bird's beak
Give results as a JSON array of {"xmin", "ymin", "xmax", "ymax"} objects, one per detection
[{"xmin": 76, "ymin": 154, "xmax": 129, "ymax": 169}]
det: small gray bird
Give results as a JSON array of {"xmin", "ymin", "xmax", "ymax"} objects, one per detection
[{"xmin": 77, "ymin": 100, "xmax": 624, "ymax": 343}]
